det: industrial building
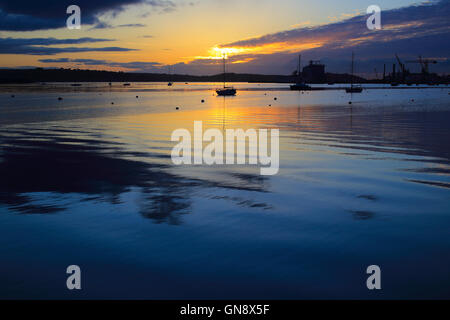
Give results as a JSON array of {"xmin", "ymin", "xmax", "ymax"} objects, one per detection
[{"xmin": 302, "ymin": 60, "xmax": 326, "ymax": 83}]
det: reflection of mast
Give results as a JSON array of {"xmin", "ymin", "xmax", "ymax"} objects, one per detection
[{"xmin": 221, "ymin": 95, "xmax": 228, "ymax": 133}]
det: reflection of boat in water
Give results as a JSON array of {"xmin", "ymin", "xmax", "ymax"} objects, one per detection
[
  {"xmin": 290, "ymin": 55, "xmax": 311, "ymax": 91},
  {"xmin": 346, "ymin": 52, "xmax": 363, "ymax": 93},
  {"xmin": 216, "ymin": 54, "xmax": 236, "ymax": 96}
]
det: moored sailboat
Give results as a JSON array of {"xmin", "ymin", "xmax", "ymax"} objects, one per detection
[
  {"xmin": 168, "ymin": 66, "xmax": 173, "ymax": 86},
  {"xmin": 290, "ymin": 54, "xmax": 311, "ymax": 91},
  {"xmin": 346, "ymin": 52, "xmax": 363, "ymax": 93},
  {"xmin": 216, "ymin": 55, "xmax": 236, "ymax": 96}
]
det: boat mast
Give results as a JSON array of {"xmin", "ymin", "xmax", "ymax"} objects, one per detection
[
  {"xmin": 298, "ymin": 54, "xmax": 302, "ymax": 82},
  {"xmin": 223, "ymin": 54, "xmax": 226, "ymax": 88},
  {"xmin": 351, "ymin": 52, "xmax": 354, "ymax": 88}
]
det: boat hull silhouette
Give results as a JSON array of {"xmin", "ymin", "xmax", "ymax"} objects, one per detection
[
  {"xmin": 345, "ymin": 86, "xmax": 363, "ymax": 93},
  {"xmin": 216, "ymin": 87, "xmax": 236, "ymax": 96},
  {"xmin": 290, "ymin": 83, "xmax": 311, "ymax": 91}
]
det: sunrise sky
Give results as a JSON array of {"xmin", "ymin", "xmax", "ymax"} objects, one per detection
[{"xmin": 0, "ymin": 0, "xmax": 449, "ymax": 76}]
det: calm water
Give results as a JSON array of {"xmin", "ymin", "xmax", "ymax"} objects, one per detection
[{"xmin": 0, "ymin": 83, "xmax": 449, "ymax": 299}]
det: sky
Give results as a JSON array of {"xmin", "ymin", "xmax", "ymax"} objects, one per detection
[{"xmin": 0, "ymin": 0, "xmax": 449, "ymax": 77}]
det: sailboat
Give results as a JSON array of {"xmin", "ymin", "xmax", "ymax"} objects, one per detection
[
  {"xmin": 167, "ymin": 66, "xmax": 173, "ymax": 86},
  {"xmin": 346, "ymin": 52, "xmax": 363, "ymax": 93},
  {"xmin": 290, "ymin": 54, "xmax": 311, "ymax": 91},
  {"xmin": 216, "ymin": 55, "xmax": 236, "ymax": 96}
]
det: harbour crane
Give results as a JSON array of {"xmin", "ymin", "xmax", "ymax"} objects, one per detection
[
  {"xmin": 395, "ymin": 54, "xmax": 408, "ymax": 81},
  {"xmin": 406, "ymin": 56, "xmax": 437, "ymax": 74}
]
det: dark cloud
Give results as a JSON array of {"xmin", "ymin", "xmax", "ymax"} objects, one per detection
[
  {"xmin": 89, "ymin": 21, "xmax": 113, "ymax": 30},
  {"xmin": 222, "ymin": 1, "xmax": 450, "ymax": 49},
  {"xmin": 214, "ymin": 0, "xmax": 450, "ymax": 76},
  {"xmin": 0, "ymin": 0, "xmax": 176, "ymax": 31},
  {"xmin": 0, "ymin": 37, "xmax": 136, "ymax": 55},
  {"xmin": 90, "ymin": 22, "xmax": 147, "ymax": 30},
  {"xmin": 1, "ymin": 37, "xmax": 112, "ymax": 46},
  {"xmin": 118, "ymin": 23, "xmax": 147, "ymax": 27},
  {"xmin": 0, "ymin": 10, "xmax": 63, "ymax": 31}
]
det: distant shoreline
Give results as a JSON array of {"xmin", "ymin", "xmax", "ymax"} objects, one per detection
[
  {"xmin": 0, "ymin": 68, "xmax": 362, "ymax": 84},
  {"xmin": 1, "ymin": 68, "xmax": 448, "ymax": 85}
]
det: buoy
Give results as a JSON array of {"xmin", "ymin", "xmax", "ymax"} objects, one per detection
[
  {"xmin": 201, "ymin": 99, "xmax": 205, "ymax": 103},
  {"xmin": 348, "ymin": 101, "xmax": 352, "ymax": 105},
  {"xmin": 11, "ymin": 95, "xmax": 15, "ymax": 98},
  {"xmin": 136, "ymin": 96, "xmax": 139, "ymax": 98},
  {"xmin": 411, "ymin": 99, "xmax": 414, "ymax": 102},
  {"xmin": 176, "ymin": 107, "xmax": 179, "ymax": 110},
  {"xmin": 274, "ymin": 97, "xmax": 277, "ymax": 100},
  {"xmin": 268, "ymin": 104, "xmax": 272, "ymax": 106},
  {"xmin": 111, "ymin": 102, "xmax": 114, "ymax": 105},
  {"xmin": 58, "ymin": 97, "xmax": 63, "ymax": 101}
]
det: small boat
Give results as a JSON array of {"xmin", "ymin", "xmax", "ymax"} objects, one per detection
[
  {"xmin": 123, "ymin": 83, "xmax": 131, "ymax": 86},
  {"xmin": 216, "ymin": 55, "xmax": 236, "ymax": 96},
  {"xmin": 216, "ymin": 87, "xmax": 237, "ymax": 96},
  {"xmin": 291, "ymin": 82, "xmax": 311, "ymax": 90},
  {"xmin": 346, "ymin": 85, "xmax": 363, "ymax": 93},
  {"xmin": 290, "ymin": 54, "xmax": 312, "ymax": 91},
  {"xmin": 167, "ymin": 66, "xmax": 174, "ymax": 86},
  {"xmin": 346, "ymin": 52, "xmax": 363, "ymax": 93},
  {"xmin": 71, "ymin": 83, "xmax": 82, "ymax": 87},
  {"xmin": 390, "ymin": 82, "xmax": 399, "ymax": 87}
]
